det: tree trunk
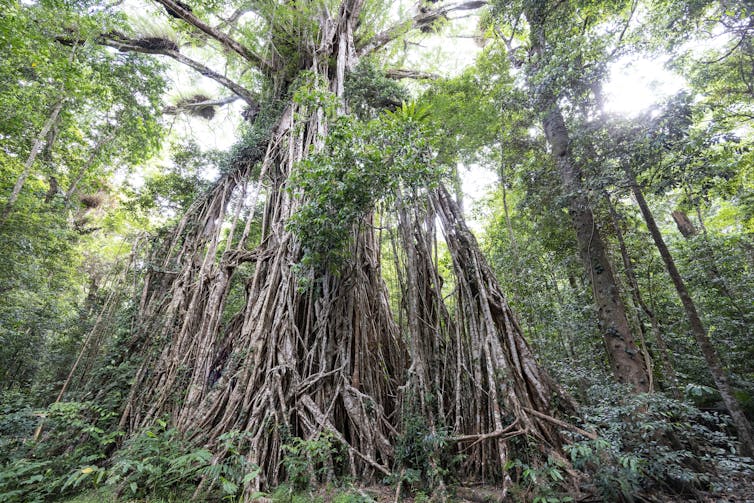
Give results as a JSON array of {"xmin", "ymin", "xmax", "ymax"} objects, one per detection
[
  {"xmin": 523, "ymin": 4, "xmax": 649, "ymax": 392},
  {"xmin": 541, "ymin": 104, "xmax": 649, "ymax": 391},
  {"xmin": 1, "ymin": 99, "xmax": 65, "ymax": 225},
  {"xmin": 627, "ymin": 167, "xmax": 754, "ymax": 457},
  {"xmin": 672, "ymin": 208, "xmax": 750, "ymax": 322},
  {"xmin": 605, "ymin": 193, "xmax": 679, "ymax": 396},
  {"xmin": 671, "ymin": 210, "xmax": 696, "ymax": 238}
]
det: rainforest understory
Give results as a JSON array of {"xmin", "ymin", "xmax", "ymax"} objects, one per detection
[{"xmin": 1, "ymin": 0, "xmax": 754, "ymax": 501}]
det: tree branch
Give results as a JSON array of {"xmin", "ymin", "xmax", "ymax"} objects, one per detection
[
  {"xmin": 215, "ymin": 6, "xmax": 254, "ymax": 33},
  {"xmin": 385, "ymin": 68, "xmax": 439, "ymax": 80},
  {"xmin": 153, "ymin": 0, "xmax": 274, "ymax": 71},
  {"xmin": 522, "ymin": 407, "xmax": 598, "ymax": 440},
  {"xmin": 358, "ymin": 0, "xmax": 487, "ymax": 56},
  {"xmin": 164, "ymin": 95, "xmax": 240, "ymax": 115},
  {"xmin": 91, "ymin": 32, "xmax": 258, "ymax": 106}
]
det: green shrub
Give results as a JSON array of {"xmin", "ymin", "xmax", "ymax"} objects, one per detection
[
  {"xmin": 107, "ymin": 423, "xmax": 260, "ymax": 501},
  {"xmin": 0, "ymin": 400, "xmax": 118, "ymax": 503},
  {"xmin": 575, "ymin": 384, "xmax": 754, "ymax": 500},
  {"xmin": 281, "ymin": 432, "xmax": 340, "ymax": 491},
  {"xmin": 505, "ymin": 457, "xmax": 574, "ymax": 503}
]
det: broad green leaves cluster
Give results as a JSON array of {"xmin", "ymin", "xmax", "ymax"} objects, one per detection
[{"xmin": 288, "ymin": 103, "xmax": 440, "ymax": 274}]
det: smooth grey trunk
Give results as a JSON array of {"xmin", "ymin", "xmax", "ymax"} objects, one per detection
[
  {"xmin": 627, "ymin": 167, "xmax": 754, "ymax": 457},
  {"xmin": 1, "ymin": 99, "xmax": 65, "ymax": 225}
]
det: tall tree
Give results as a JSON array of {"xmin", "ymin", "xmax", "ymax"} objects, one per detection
[
  {"xmin": 491, "ymin": 0, "xmax": 651, "ymax": 390},
  {"xmin": 601, "ymin": 95, "xmax": 754, "ymax": 456},
  {"xmin": 627, "ymin": 164, "xmax": 754, "ymax": 456},
  {"xmin": 58, "ymin": 0, "xmax": 586, "ymax": 496}
]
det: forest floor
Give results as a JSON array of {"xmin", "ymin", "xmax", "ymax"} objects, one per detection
[
  {"xmin": 59, "ymin": 484, "xmax": 531, "ymax": 502},
  {"xmin": 59, "ymin": 481, "xmax": 754, "ymax": 503}
]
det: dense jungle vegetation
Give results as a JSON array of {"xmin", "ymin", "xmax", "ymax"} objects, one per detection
[{"xmin": 1, "ymin": 0, "xmax": 753, "ymax": 501}]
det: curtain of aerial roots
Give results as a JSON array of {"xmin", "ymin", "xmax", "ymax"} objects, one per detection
[
  {"xmin": 118, "ymin": 96, "xmax": 404, "ymax": 489},
  {"xmin": 119, "ymin": 7, "xmax": 412, "ymax": 497},
  {"xmin": 393, "ymin": 186, "xmax": 577, "ymax": 481},
  {"xmin": 116, "ymin": 7, "xmax": 578, "ymax": 497}
]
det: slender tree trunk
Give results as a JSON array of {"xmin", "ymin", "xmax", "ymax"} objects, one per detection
[
  {"xmin": 523, "ymin": 5, "xmax": 649, "ymax": 391},
  {"xmin": 499, "ymin": 153, "xmax": 519, "ymax": 258},
  {"xmin": 605, "ymin": 193, "xmax": 679, "ymax": 397},
  {"xmin": 1, "ymin": 99, "xmax": 65, "ymax": 225},
  {"xmin": 627, "ymin": 167, "xmax": 754, "ymax": 457},
  {"xmin": 672, "ymin": 207, "xmax": 750, "ymax": 321},
  {"xmin": 541, "ymin": 104, "xmax": 649, "ymax": 391},
  {"xmin": 64, "ymin": 131, "xmax": 116, "ymax": 202}
]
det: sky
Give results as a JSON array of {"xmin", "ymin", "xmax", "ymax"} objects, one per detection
[{"xmin": 604, "ymin": 56, "xmax": 687, "ymax": 116}]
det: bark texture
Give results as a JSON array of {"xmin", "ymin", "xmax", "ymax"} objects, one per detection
[
  {"xmin": 606, "ymin": 194, "xmax": 678, "ymax": 396},
  {"xmin": 541, "ymin": 104, "xmax": 649, "ymax": 391}
]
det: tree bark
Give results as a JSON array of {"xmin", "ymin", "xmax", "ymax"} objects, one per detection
[
  {"xmin": 541, "ymin": 104, "xmax": 649, "ymax": 391},
  {"xmin": 605, "ymin": 193, "xmax": 679, "ymax": 396},
  {"xmin": 671, "ymin": 210, "xmax": 696, "ymax": 238},
  {"xmin": 627, "ymin": 167, "xmax": 754, "ymax": 457}
]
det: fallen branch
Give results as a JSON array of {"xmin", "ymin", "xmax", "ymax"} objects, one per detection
[{"xmin": 448, "ymin": 420, "xmax": 519, "ymax": 443}]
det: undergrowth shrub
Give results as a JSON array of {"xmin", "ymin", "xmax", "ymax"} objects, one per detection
[
  {"xmin": 573, "ymin": 383, "xmax": 754, "ymax": 500},
  {"xmin": 281, "ymin": 432, "xmax": 343, "ymax": 491},
  {"xmin": 0, "ymin": 399, "xmax": 118, "ymax": 503},
  {"xmin": 0, "ymin": 393, "xmax": 261, "ymax": 503},
  {"xmin": 504, "ymin": 456, "xmax": 574, "ymax": 503},
  {"xmin": 106, "ymin": 423, "xmax": 260, "ymax": 501},
  {"xmin": 0, "ymin": 390, "xmax": 37, "ymax": 465},
  {"xmin": 391, "ymin": 404, "xmax": 464, "ymax": 499}
]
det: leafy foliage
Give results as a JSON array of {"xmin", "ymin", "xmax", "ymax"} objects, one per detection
[
  {"xmin": 106, "ymin": 422, "xmax": 259, "ymax": 500},
  {"xmin": 571, "ymin": 384, "xmax": 754, "ymax": 500},
  {"xmin": 288, "ymin": 103, "xmax": 441, "ymax": 274},
  {"xmin": 281, "ymin": 432, "xmax": 340, "ymax": 491},
  {"xmin": 345, "ymin": 60, "xmax": 408, "ymax": 119},
  {"xmin": 0, "ymin": 399, "xmax": 119, "ymax": 503}
]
